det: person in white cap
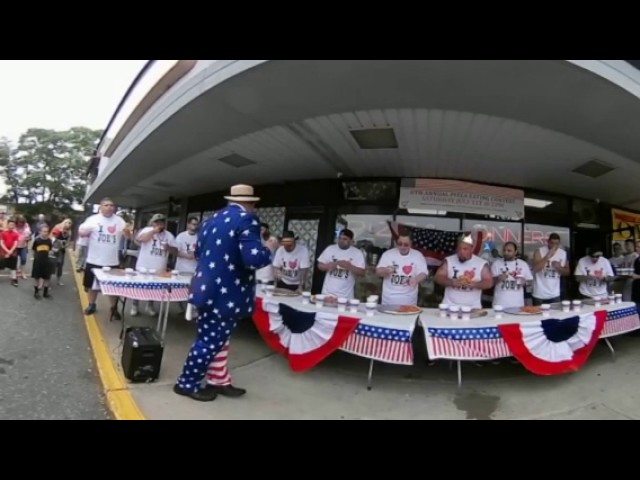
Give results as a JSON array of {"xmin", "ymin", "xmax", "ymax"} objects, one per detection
[
  {"xmin": 435, "ymin": 234, "xmax": 493, "ymax": 309},
  {"xmin": 131, "ymin": 213, "xmax": 177, "ymax": 317}
]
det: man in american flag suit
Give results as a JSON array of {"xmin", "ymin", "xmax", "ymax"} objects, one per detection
[{"xmin": 174, "ymin": 185, "xmax": 272, "ymax": 402}]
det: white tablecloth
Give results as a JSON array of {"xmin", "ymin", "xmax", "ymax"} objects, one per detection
[
  {"xmin": 257, "ymin": 294, "xmax": 418, "ymax": 365},
  {"xmin": 93, "ymin": 269, "xmax": 191, "ymax": 302},
  {"xmin": 257, "ymin": 294, "xmax": 639, "ymax": 364}
]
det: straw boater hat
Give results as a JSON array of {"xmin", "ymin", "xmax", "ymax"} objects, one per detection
[{"xmin": 224, "ymin": 184, "xmax": 260, "ymax": 202}]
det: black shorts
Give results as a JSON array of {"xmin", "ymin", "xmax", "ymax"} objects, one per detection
[
  {"xmin": 2, "ymin": 255, "xmax": 17, "ymax": 270},
  {"xmin": 83, "ymin": 262, "xmax": 119, "ymax": 291},
  {"xmin": 32, "ymin": 258, "xmax": 53, "ymax": 280}
]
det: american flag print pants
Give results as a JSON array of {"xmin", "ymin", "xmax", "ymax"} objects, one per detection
[{"xmin": 176, "ymin": 308, "xmax": 239, "ymax": 393}]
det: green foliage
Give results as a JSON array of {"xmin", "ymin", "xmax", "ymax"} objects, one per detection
[{"xmin": 1, "ymin": 127, "xmax": 102, "ymax": 215}]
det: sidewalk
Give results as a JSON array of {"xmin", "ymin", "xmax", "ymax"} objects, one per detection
[{"xmin": 73, "ymin": 266, "xmax": 640, "ymax": 420}]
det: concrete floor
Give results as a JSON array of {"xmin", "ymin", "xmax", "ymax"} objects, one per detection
[
  {"xmin": 0, "ymin": 272, "xmax": 109, "ymax": 420},
  {"xmin": 92, "ymin": 297, "xmax": 640, "ymax": 420}
]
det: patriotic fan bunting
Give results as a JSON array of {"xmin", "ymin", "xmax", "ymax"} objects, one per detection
[
  {"xmin": 253, "ymin": 297, "xmax": 360, "ymax": 372},
  {"xmin": 498, "ymin": 311, "xmax": 607, "ymax": 375}
]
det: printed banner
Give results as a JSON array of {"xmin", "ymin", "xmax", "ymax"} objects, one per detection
[
  {"xmin": 399, "ymin": 179, "xmax": 525, "ymax": 219},
  {"xmin": 611, "ymin": 208, "xmax": 640, "ymax": 241}
]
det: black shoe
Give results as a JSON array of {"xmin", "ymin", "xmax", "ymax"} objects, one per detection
[
  {"xmin": 84, "ymin": 304, "xmax": 96, "ymax": 315},
  {"xmin": 173, "ymin": 384, "xmax": 217, "ymax": 402},
  {"xmin": 206, "ymin": 384, "xmax": 247, "ymax": 398},
  {"xmin": 34, "ymin": 292, "xmax": 41, "ymax": 300},
  {"xmin": 11, "ymin": 280, "xmax": 18, "ymax": 287},
  {"xmin": 44, "ymin": 293, "xmax": 52, "ymax": 299}
]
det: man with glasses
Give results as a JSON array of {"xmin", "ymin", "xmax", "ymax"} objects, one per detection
[
  {"xmin": 376, "ymin": 234, "xmax": 428, "ymax": 306},
  {"xmin": 575, "ymin": 244, "xmax": 615, "ymax": 300},
  {"xmin": 78, "ymin": 197, "xmax": 132, "ymax": 317}
]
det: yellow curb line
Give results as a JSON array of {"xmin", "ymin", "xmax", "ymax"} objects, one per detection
[{"xmin": 70, "ymin": 254, "xmax": 146, "ymax": 420}]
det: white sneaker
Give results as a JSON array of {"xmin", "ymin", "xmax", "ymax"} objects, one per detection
[
  {"xmin": 130, "ymin": 305, "xmax": 139, "ymax": 317},
  {"xmin": 145, "ymin": 306, "xmax": 157, "ymax": 316}
]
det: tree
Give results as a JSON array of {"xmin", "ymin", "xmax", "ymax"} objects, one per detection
[{"xmin": 2, "ymin": 127, "xmax": 102, "ymax": 215}]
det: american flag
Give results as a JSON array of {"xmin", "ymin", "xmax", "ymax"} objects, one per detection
[
  {"xmin": 387, "ymin": 221, "xmax": 483, "ymax": 266},
  {"xmin": 426, "ymin": 326, "xmax": 512, "ymax": 360},
  {"xmin": 99, "ymin": 280, "xmax": 191, "ymax": 302},
  {"xmin": 601, "ymin": 307, "xmax": 640, "ymax": 338},
  {"xmin": 340, "ymin": 323, "xmax": 414, "ymax": 365}
]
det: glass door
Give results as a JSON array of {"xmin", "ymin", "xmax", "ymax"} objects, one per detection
[{"xmin": 284, "ymin": 210, "xmax": 328, "ymax": 293}]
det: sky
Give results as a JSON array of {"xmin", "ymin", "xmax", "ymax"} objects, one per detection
[{"xmin": 0, "ymin": 60, "xmax": 148, "ymax": 195}]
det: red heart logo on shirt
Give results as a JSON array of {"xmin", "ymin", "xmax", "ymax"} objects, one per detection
[
  {"xmin": 402, "ymin": 265, "xmax": 413, "ymax": 275},
  {"xmin": 463, "ymin": 269, "xmax": 476, "ymax": 280},
  {"xmin": 289, "ymin": 260, "xmax": 298, "ymax": 269},
  {"xmin": 107, "ymin": 225, "xmax": 116, "ymax": 234}
]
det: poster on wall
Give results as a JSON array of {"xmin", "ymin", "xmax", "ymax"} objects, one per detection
[
  {"xmin": 611, "ymin": 208, "xmax": 640, "ymax": 241},
  {"xmin": 398, "ymin": 178, "xmax": 525, "ymax": 219}
]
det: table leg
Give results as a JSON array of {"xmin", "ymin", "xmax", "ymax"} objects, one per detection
[
  {"xmin": 156, "ymin": 298, "xmax": 165, "ymax": 333},
  {"xmin": 367, "ymin": 359, "xmax": 375, "ymax": 391},
  {"xmin": 457, "ymin": 360, "xmax": 463, "ymax": 389},
  {"xmin": 603, "ymin": 338, "xmax": 616, "ymax": 361},
  {"xmin": 161, "ymin": 300, "xmax": 171, "ymax": 340},
  {"xmin": 119, "ymin": 298, "xmax": 128, "ymax": 340}
]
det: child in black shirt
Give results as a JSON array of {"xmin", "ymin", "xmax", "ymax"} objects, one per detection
[{"xmin": 32, "ymin": 225, "xmax": 54, "ymax": 299}]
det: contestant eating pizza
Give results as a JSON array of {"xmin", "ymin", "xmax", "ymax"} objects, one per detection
[
  {"xmin": 375, "ymin": 234, "xmax": 428, "ymax": 306},
  {"xmin": 435, "ymin": 235, "xmax": 493, "ymax": 309}
]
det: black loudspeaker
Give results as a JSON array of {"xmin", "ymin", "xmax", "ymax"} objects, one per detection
[{"xmin": 121, "ymin": 327, "xmax": 164, "ymax": 383}]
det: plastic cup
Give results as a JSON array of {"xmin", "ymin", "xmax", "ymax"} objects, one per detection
[
  {"xmin": 338, "ymin": 297, "xmax": 348, "ymax": 312},
  {"xmin": 365, "ymin": 302, "xmax": 377, "ymax": 317},
  {"xmin": 348, "ymin": 299, "xmax": 360, "ymax": 313},
  {"xmin": 302, "ymin": 291, "xmax": 311, "ymax": 305}
]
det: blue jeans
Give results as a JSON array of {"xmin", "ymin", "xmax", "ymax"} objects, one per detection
[{"xmin": 16, "ymin": 248, "xmax": 28, "ymax": 269}]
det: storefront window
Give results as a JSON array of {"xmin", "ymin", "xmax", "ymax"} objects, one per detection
[
  {"xmin": 462, "ymin": 220, "xmax": 523, "ymax": 262},
  {"xmin": 395, "ymin": 215, "xmax": 460, "ymax": 231},
  {"xmin": 523, "ymin": 223, "xmax": 571, "ymax": 262}
]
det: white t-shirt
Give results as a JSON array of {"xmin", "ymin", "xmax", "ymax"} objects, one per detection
[
  {"xmin": 174, "ymin": 231, "xmax": 198, "ymax": 273},
  {"xmin": 377, "ymin": 248, "xmax": 428, "ymax": 306},
  {"xmin": 624, "ymin": 252, "xmax": 638, "ymax": 268},
  {"xmin": 533, "ymin": 247, "xmax": 568, "ymax": 300},
  {"xmin": 256, "ymin": 235, "xmax": 279, "ymax": 283},
  {"xmin": 135, "ymin": 226, "xmax": 176, "ymax": 272},
  {"xmin": 273, "ymin": 244, "xmax": 310, "ymax": 286},
  {"xmin": 80, "ymin": 214, "xmax": 127, "ymax": 267},
  {"xmin": 609, "ymin": 255, "xmax": 625, "ymax": 270},
  {"xmin": 491, "ymin": 258, "xmax": 534, "ymax": 308},
  {"xmin": 442, "ymin": 254, "xmax": 488, "ymax": 309},
  {"xmin": 318, "ymin": 244, "xmax": 366, "ymax": 299},
  {"xmin": 76, "ymin": 235, "xmax": 89, "ymax": 247},
  {"xmin": 575, "ymin": 256, "xmax": 614, "ymax": 298}
]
